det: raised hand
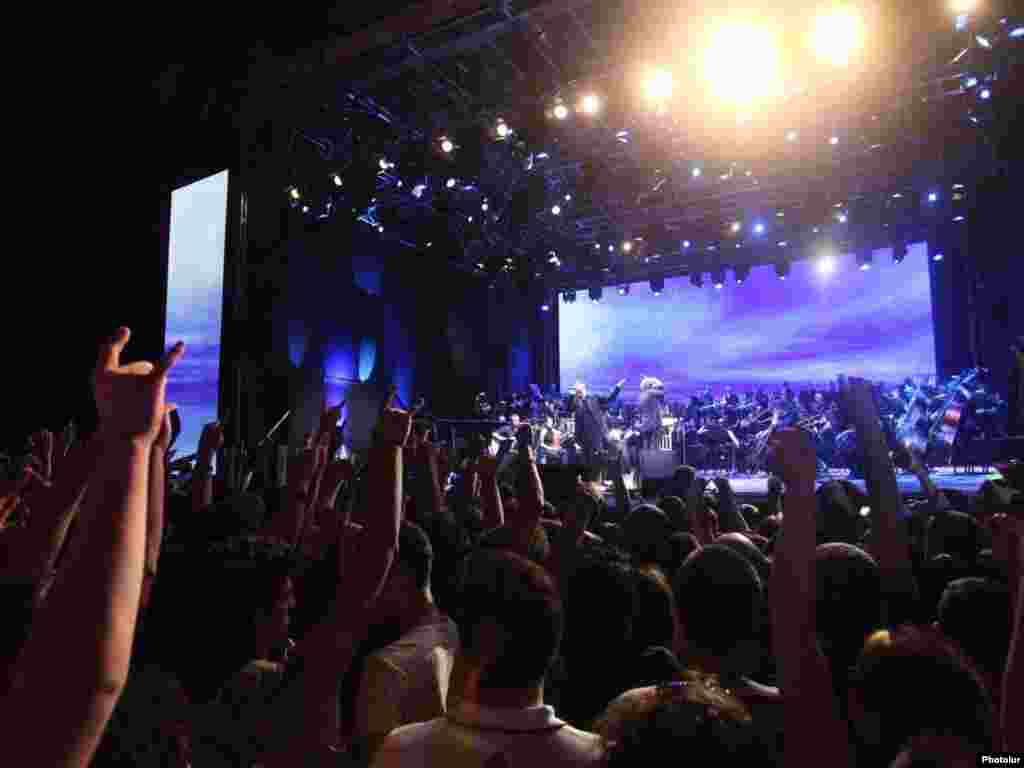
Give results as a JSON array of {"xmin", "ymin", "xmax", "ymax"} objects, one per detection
[
  {"xmin": 375, "ymin": 390, "xmax": 414, "ymax": 448},
  {"xmin": 93, "ymin": 328, "xmax": 184, "ymax": 445},
  {"xmin": 154, "ymin": 411, "xmax": 174, "ymax": 454},
  {"xmin": 475, "ymin": 454, "xmax": 500, "ymax": 479},
  {"xmin": 766, "ymin": 428, "xmax": 817, "ymax": 494},
  {"xmin": 198, "ymin": 422, "xmax": 225, "ymax": 458}
]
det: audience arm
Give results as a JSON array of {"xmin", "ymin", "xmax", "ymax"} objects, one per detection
[
  {"xmin": 2, "ymin": 329, "xmax": 183, "ymax": 768},
  {"xmin": 768, "ymin": 429, "xmax": 851, "ymax": 768},
  {"xmin": 191, "ymin": 423, "xmax": 223, "ymax": 515},
  {"xmin": 476, "ymin": 454, "xmax": 504, "ymax": 529}
]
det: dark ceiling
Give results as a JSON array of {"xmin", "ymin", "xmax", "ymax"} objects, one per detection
[{"xmin": 154, "ymin": 0, "xmax": 1024, "ymax": 292}]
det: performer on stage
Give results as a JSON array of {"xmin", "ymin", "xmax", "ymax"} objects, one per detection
[
  {"xmin": 638, "ymin": 377, "xmax": 667, "ymax": 449},
  {"xmin": 567, "ymin": 378, "xmax": 625, "ymax": 478}
]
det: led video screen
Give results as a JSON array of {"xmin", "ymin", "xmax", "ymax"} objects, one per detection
[
  {"xmin": 165, "ymin": 170, "xmax": 228, "ymax": 454},
  {"xmin": 559, "ymin": 244, "xmax": 936, "ymax": 401}
]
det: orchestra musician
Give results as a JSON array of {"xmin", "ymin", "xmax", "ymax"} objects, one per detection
[{"xmin": 567, "ymin": 378, "xmax": 625, "ymax": 478}]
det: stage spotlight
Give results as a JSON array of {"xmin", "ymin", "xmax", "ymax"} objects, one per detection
[
  {"xmin": 618, "ymin": 285, "xmax": 630, "ymax": 296},
  {"xmin": 683, "ymin": 240, "xmax": 692, "ymax": 249},
  {"xmin": 857, "ymin": 251, "xmax": 873, "ymax": 270},
  {"xmin": 711, "ymin": 268, "xmax": 726, "ymax": 289},
  {"xmin": 837, "ymin": 213, "xmax": 848, "ymax": 223},
  {"xmin": 950, "ymin": 0, "xmax": 976, "ymax": 13},
  {"xmin": 651, "ymin": 277, "xmax": 665, "ymax": 295},
  {"xmin": 690, "ymin": 272, "xmax": 704, "ymax": 288},
  {"xmin": 379, "ymin": 158, "xmax": 393, "ymax": 170},
  {"xmin": 811, "ymin": 5, "xmax": 865, "ymax": 67},
  {"xmin": 975, "ymin": 34, "xmax": 992, "ymax": 48},
  {"xmin": 735, "ymin": 264, "xmax": 751, "ymax": 285},
  {"xmin": 446, "ymin": 178, "xmax": 457, "ymax": 189},
  {"xmin": 288, "ymin": 186, "xmax": 301, "ymax": 200},
  {"xmin": 1010, "ymin": 27, "xmax": 1024, "ymax": 38},
  {"xmin": 775, "ymin": 261, "xmax": 791, "ymax": 280},
  {"xmin": 330, "ymin": 173, "xmax": 343, "ymax": 187},
  {"xmin": 928, "ymin": 191, "xmax": 939, "ymax": 203},
  {"xmin": 622, "ymin": 241, "xmax": 633, "ymax": 253},
  {"xmin": 730, "ymin": 221, "xmax": 742, "ymax": 234},
  {"xmin": 979, "ymin": 87, "xmax": 991, "ymax": 100},
  {"xmin": 301, "ymin": 204, "xmax": 310, "ymax": 214},
  {"xmin": 829, "ymin": 135, "xmax": 840, "ymax": 145},
  {"xmin": 692, "ymin": 166, "xmax": 702, "ymax": 178},
  {"xmin": 496, "ymin": 119, "xmax": 510, "ymax": 138},
  {"xmin": 893, "ymin": 242, "xmax": 908, "ymax": 264},
  {"xmin": 565, "ymin": 194, "xmax": 572, "ymax": 202},
  {"xmin": 786, "ymin": 129, "xmax": 798, "ymax": 142},
  {"xmin": 594, "ymin": 243, "xmax": 601, "ymax": 250},
  {"xmin": 481, "ymin": 201, "xmax": 489, "ymax": 211},
  {"xmin": 551, "ymin": 205, "xmax": 561, "ymax": 215},
  {"xmin": 703, "ymin": 22, "xmax": 781, "ymax": 106},
  {"xmin": 553, "ymin": 103, "xmax": 569, "ymax": 120},
  {"xmin": 817, "ymin": 254, "xmax": 836, "ymax": 276},
  {"xmin": 643, "ymin": 68, "xmax": 674, "ymax": 102},
  {"xmin": 412, "ymin": 183, "xmax": 427, "ymax": 199},
  {"xmin": 377, "ymin": 225, "xmax": 385, "ymax": 233},
  {"xmin": 589, "ymin": 286, "xmax": 603, "ymax": 303},
  {"xmin": 753, "ymin": 222, "xmax": 765, "ymax": 235},
  {"xmin": 440, "ymin": 137, "xmax": 454, "ymax": 153},
  {"xmin": 580, "ymin": 93, "xmax": 601, "ymax": 115},
  {"xmin": 541, "ymin": 302, "xmax": 550, "ymax": 312},
  {"xmin": 933, "ymin": 252, "xmax": 945, "ymax": 262}
]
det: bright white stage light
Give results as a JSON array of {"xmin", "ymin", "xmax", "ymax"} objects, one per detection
[
  {"xmin": 811, "ymin": 5, "xmax": 865, "ymax": 67},
  {"xmin": 643, "ymin": 69, "xmax": 674, "ymax": 102},
  {"xmin": 622, "ymin": 241, "xmax": 633, "ymax": 253},
  {"xmin": 580, "ymin": 94, "xmax": 601, "ymax": 115},
  {"xmin": 703, "ymin": 23, "xmax": 782, "ymax": 107},
  {"xmin": 554, "ymin": 103, "xmax": 569, "ymax": 120},
  {"xmin": 289, "ymin": 186, "xmax": 301, "ymax": 200},
  {"xmin": 730, "ymin": 221, "xmax": 742, "ymax": 234},
  {"xmin": 817, "ymin": 255, "xmax": 836, "ymax": 276},
  {"xmin": 440, "ymin": 138, "xmax": 454, "ymax": 153},
  {"xmin": 933, "ymin": 252, "xmax": 945, "ymax": 262},
  {"xmin": 412, "ymin": 184, "xmax": 427, "ymax": 198},
  {"xmin": 446, "ymin": 178, "xmax": 457, "ymax": 189},
  {"xmin": 786, "ymin": 129, "xmax": 798, "ymax": 142},
  {"xmin": 950, "ymin": 0, "xmax": 977, "ymax": 13},
  {"xmin": 829, "ymin": 135, "xmax": 840, "ymax": 145},
  {"xmin": 753, "ymin": 222, "xmax": 765, "ymax": 234},
  {"xmin": 551, "ymin": 205, "xmax": 561, "ymax": 215},
  {"xmin": 496, "ymin": 120, "xmax": 510, "ymax": 138}
]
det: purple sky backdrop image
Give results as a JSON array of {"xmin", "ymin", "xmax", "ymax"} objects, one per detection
[
  {"xmin": 560, "ymin": 243, "xmax": 936, "ymax": 403},
  {"xmin": 165, "ymin": 170, "xmax": 228, "ymax": 454}
]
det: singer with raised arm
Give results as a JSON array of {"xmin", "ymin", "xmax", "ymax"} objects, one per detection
[{"xmin": 567, "ymin": 378, "xmax": 625, "ymax": 480}]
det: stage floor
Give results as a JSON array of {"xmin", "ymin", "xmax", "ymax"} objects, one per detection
[{"xmin": 617, "ymin": 467, "xmax": 1000, "ymax": 501}]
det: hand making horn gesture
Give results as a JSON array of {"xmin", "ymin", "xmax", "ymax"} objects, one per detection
[
  {"xmin": 376, "ymin": 386, "xmax": 417, "ymax": 448},
  {"xmin": 93, "ymin": 327, "xmax": 185, "ymax": 446}
]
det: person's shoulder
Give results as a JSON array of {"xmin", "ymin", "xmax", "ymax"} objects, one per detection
[
  {"xmin": 377, "ymin": 718, "xmax": 446, "ymax": 751},
  {"xmin": 549, "ymin": 723, "xmax": 605, "ymax": 765}
]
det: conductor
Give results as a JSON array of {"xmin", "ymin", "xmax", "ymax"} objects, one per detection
[{"xmin": 567, "ymin": 378, "xmax": 625, "ymax": 479}]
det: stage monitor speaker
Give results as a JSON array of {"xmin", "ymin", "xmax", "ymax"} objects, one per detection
[{"xmin": 638, "ymin": 449, "xmax": 678, "ymax": 480}]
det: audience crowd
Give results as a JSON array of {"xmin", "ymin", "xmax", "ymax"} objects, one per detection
[{"xmin": 1, "ymin": 327, "xmax": 1022, "ymax": 768}]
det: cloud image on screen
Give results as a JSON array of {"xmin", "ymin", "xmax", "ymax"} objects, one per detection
[
  {"xmin": 560, "ymin": 243, "xmax": 936, "ymax": 403},
  {"xmin": 165, "ymin": 170, "xmax": 228, "ymax": 455}
]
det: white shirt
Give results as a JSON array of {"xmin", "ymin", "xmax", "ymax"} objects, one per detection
[
  {"xmin": 356, "ymin": 618, "xmax": 460, "ymax": 745},
  {"xmin": 370, "ymin": 700, "xmax": 604, "ymax": 768}
]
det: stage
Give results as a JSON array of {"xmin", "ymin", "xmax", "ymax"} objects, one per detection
[
  {"xmin": 612, "ymin": 466, "xmax": 1000, "ymax": 510},
  {"xmin": 715, "ymin": 467, "xmax": 1000, "ymax": 499}
]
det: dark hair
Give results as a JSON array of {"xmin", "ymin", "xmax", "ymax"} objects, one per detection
[
  {"xmin": 631, "ymin": 567, "xmax": 677, "ymax": 653},
  {"xmin": 851, "ymin": 626, "xmax": 992, "ymax": 762},
  {"xmin": 599, "ymin": 677, "xmax": 770, "ymax": 768},
  {"xmin": 477, "ymin": 523, "xmax": 551, "ymax": 564},
  {"xmin": 937, "ymin": 577, "xmax": 1011, "ymax": 680},
  {"xmin": 144, "ymin": 536, "xmax": 296, "ymax": 703},
  {"xmin": 398, "ymin": 521, "xmax": 434, "ymax": 590},
  {"xmin": 623, "ymin": 504, "xmax": 672, "ymax": 565},
  {"xmin": 926, "ymin": 511, "xmax": 982, "ymax": 567},
  {"xmin": 716, "ymin": 533, "xmax": 771, "ymax": 584},
  {"xmin": 673, "ymin": 545, "xmax": 762, "ymax": 671},
  {"xmin": 455, "ymin": 549, "xmax": 563, "ymax": 689},
  {"xmin": 658, "ymin": 532, "xmax": 700, "ymax": 578},
  {"xmin": 657, "ymin": 496, "xmax": 687, "ymax": 531},
  {"xmin": 815, "ymin": 543, "xmax": 882, "ymax": 676},
  {"xmin": 816, "ymin": 481, "xmax": 865, "ymax": 545}
]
